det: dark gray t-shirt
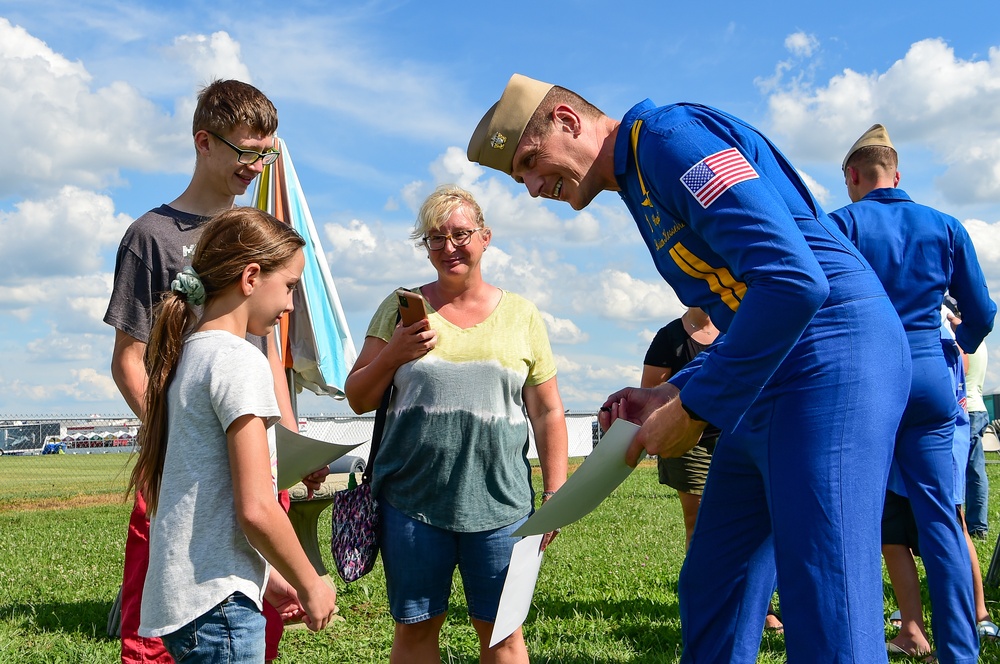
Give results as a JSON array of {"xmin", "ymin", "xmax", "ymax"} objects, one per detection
[
  {"xmin": 104, "ymin": 204, "xmax": 266, "ymax": 352},
  {"xmin": 104, "ymin": 205, "xmax": 207, "ymax": 344}
]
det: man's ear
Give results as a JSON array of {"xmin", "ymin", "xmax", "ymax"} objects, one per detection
[
  {"xmin": 194, "ymin": 130, "xmax": 212, "ymax": 157},
  {"xmin": 846, "ymin": 166, "xmax": 861, "ymax": 186},
  {"xmin": 552, "ymin": 104, "xmax": 582, "ymax": 136},
  {"xmin": 893, "ymin": 170, "xmax": 901, "ymax": 187},
  {"xmin": 241, "ymin": 263, "xmax": 262, "ymax": 296}
]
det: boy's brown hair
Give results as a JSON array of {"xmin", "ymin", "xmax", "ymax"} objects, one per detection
[{"xmin": 192, "ymin": 79, "xmax": 278, "ymax": 137}]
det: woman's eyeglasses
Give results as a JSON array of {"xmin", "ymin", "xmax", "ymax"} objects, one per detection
[{"xmin": 422, "ymin": 229, "xmax": 484, "ymax": 251}]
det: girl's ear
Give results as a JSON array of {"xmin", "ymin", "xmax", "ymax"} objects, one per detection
[{"xmin": 241, "ymin": 263, "xmax": 262, "ymax": 296}]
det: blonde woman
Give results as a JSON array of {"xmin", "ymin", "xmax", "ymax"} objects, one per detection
[{"xmin": 345, "ymin": 185, "xmax": 567, "ymax": 664}]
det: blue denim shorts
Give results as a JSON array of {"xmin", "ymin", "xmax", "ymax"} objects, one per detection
[
  {"xmin": 160, "ymin": 592, "xmax": 265, "ymax": 663},
  {"xmin": 379, "ymin": 499, "xmax": 528, "ymax": 624}
]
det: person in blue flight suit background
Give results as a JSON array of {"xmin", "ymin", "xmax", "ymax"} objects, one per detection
[
  {"xmin": 880, "ymin": 303, "xmax": 1000, "ymax": 659},
  {"xmin": 468, "ymin": 74, "xmax": 912, "ymax": 664},
  {"xmin": 828, "ymin": 124, "xmax": 996, "ymax": 663}
]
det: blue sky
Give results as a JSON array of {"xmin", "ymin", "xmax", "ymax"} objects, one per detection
[{"xmin": 1, "ymin": 0, "xmax": 999, "ymax": 416}]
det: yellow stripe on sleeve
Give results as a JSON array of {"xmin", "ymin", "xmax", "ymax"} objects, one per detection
[{"xmin": 668, "ymin": 243, "xmax": 746, "ymax": 312}]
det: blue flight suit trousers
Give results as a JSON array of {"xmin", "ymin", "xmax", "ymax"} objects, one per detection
[
  {"xmin": 679, "ymin": 292, "xmax": 911, "ymax": 663},
  {"xmin": 889, "ymin": 332, "xmax": 978, "ymax": 663}
]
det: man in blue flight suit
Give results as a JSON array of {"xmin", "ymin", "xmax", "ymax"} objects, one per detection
[
  {"xmin": 828, "ymin": 124, "xmax": 996, "ymax": 663},
  {"xmin": 468, "ymin": 74, "xmax": 912, "ymax": 663}
]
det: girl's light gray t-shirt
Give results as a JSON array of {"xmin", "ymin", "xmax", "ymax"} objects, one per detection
[{"xmin": 140, "ymin": 330, "xmax": 281, "ymax": 638}]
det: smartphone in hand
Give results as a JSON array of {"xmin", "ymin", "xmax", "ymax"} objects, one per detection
[{"xmin": 396, "ymin": 289, "xmax": 427, "ymax": 326}]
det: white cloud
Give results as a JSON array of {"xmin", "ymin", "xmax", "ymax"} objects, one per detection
[
  {"xmin": 0, "ymin": 187, "xmax": 132, "ymax": 278},
  {"xmin": 589, "ymin": 270, "xmax": 685, "ymax": 322},
  {"xmin": 962, "ymin": 218, "xmax": 1000, "ymax": 305},
  {"xmin": 563, "ymin": 210, "xmax": 603, "ymax": 244},
  {"xmin": 553, "ymin": 352, "xmax": 643, "ymax": 409},
  {"xmin": 323, "ymin": 219, "xmax": 379, "ymax": 254},
  {"xmin": 960, "ymin": 217, "xmax": 1000, "ymax": 394},
  {"xmin": 243, "ymin": 20, "xmax": 469, "ymax": 145},
  {"xmin": 763, "ymin": 38, "xmax": 1000, "ymax": 205},
  {"xmin": 0, "ymin": 366, "xmax": 119, "ymax": 404},
  {"xmin": 797, "ymin": 169, "xmax": 832, "ymax": 207},
  {"xmin": 0, "ymin": 274, "xmax": 113, "ymax": 336},
  {"xmin": 785, "ymin": 32, "xmax": 819, "ymax": 58},
  {"xmin": 985, "ymin": 344, "xmax": 1000, "ymax": 396},
  {"xmin": 540, "ymin": 311, "xmax": 588, "ymax": 345},
  {"xmin": 26, "ymin": 333, "xmax": 102, "ymax": 363},
  {"xmin": 319, "ymin": 218, "xmax": 434, "ymax": 312},
  {"xmin": 166, "ymin": 32, "xmax": 252, "ymax": 84},
  {"xmin": 963, "ymin": 218, "xmax": 1000, "ymax": 265},
  {"xmin": 0, "ymin": 18, "xmax": 191, "ymax": 197},
  {"xmin": 432, "ymin": 147, "xmax": 487, "ymax": 191},
  {"xmin": 433, "ymin": 148, "xmax": 637, "ymax": 247},
  {"xmin": 483, "ymin": 245, "xmax": 570, "ymax": 310},
  {"xmin": 72, "ymin": 367, "xmax": 120, "ymax": 401}
]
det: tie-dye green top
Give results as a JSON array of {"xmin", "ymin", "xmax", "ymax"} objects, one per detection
[{"xmin": 367, "ymin": 288, "xmax": 557, "ymax": 531}]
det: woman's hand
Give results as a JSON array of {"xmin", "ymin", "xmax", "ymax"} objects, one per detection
[
  {"xmin": 344, "ymin": 318, "xmax": 438, "ymax": 415},
  {"xmin": 386, "ymin": 319, "xmax": 438, "ymax": 364}
]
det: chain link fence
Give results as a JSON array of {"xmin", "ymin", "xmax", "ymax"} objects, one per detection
[{"xmin": 0, "ymin": 413, "xmax": 601, "ymax": 506}]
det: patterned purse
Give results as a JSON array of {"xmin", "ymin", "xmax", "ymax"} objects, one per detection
[
  {"xmin": 331, "ymin": 380, "xmax": 392, "ymax": 583},
  {"xmin": 330, "ymin": 479, "xmax": 379, "ymax": 582}
]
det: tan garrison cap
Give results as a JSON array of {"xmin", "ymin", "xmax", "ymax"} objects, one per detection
[
  {"xmin": 467, "ymin": 74, "xmax": 554, "ymax": 175},
  {"xmin": 842, "ymin": 123, "xmax": 895, "ymax": 172}
]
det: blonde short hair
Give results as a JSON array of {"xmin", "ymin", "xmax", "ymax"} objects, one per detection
[{"xmin": 410, "ymin": 185, "xmax": 488, "ymax": 241}]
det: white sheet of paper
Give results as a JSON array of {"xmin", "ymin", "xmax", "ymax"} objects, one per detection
[
  {"xmin": 275, "ymin": 424, "xmax": 366, "ymax": 490},
  {"xmin": 513, "ymin": 419, "xmax": 643, "ymax": 537},
  {"xmin": 489, "ymin": 534, "xmax": 544, "ymax": 648}
]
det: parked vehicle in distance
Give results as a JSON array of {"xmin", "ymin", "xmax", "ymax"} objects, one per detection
[{"xmin": 329, "ymin": 455, "xmax": 366, "ymax": 475}]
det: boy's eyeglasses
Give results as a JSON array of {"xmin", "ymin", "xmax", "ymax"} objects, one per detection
[
  {"xmin": 208, "ymin": 131, "xmax": 280, "ymax": 166},
  {"xmin": 422, "ymin": 229, "xmax": 484, "ymax": 251}
]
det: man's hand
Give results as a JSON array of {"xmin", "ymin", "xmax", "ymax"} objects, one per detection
[
  {"xmin": 600, "ymin": 383, "xmax": 708, "ymax": 466},
  {"xmin": 631, "ymin": 392, "xmax": 708, "ymax": 465},
  {"xmin": 947, "ymin": 311, "xmax": 962, "ymax": 334},
  {"xmin": 599, "ymin": 383, "xmax": 675, "ymax": 431}
]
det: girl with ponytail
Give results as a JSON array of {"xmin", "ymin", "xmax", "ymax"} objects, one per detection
[{"xmin": 127, "ymin": 207, "xmax": 337, "ymax": 662}]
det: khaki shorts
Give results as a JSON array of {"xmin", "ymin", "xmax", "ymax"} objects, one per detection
[{"xmin": 657, "ymin": 436, "xmax": 718, "ymax": 495}]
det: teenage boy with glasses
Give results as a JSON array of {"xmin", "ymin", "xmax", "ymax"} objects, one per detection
[{"xmin": 104, "ymin": 79, "xmax": 325, "ymax": 664}]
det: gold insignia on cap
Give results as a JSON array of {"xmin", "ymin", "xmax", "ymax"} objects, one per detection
[{"xmin": 467, "ymin": 74, "xmax": 555, "ymax": 174}]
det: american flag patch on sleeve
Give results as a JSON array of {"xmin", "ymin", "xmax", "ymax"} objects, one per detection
[{"xmin": 680, "ymin": 148, "xmax": 758, "ymax": 208}]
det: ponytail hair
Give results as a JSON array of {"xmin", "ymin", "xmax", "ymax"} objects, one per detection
[{"xmin": 128, "ymin": 207, "xmax": 305, "ymax": 515}]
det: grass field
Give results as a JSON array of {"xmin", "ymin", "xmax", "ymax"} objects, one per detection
[
  {"xmin": 0, "ymin": 453, "xmax": 132, "ymax": 505},
  {"xmin": 3, "ymin": 458, "xmax": 1000, "ymax": 662}
]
